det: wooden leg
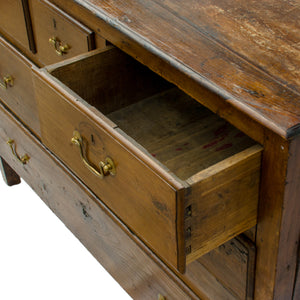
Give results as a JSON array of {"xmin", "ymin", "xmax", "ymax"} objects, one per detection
[{"xmin": 0, "ymin": 157, "xmax": 21, "ymax": 186}]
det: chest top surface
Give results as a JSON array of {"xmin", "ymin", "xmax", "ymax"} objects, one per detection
[{"xmin": 74, "ymin": 0, "xmax": 300, "ymax": 138}]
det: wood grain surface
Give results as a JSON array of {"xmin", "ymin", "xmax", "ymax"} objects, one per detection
[
  {"xmin": 0, "ymin": 0, "xmax": 29, "ymax": 50},
  {"xmin": 0, "ymin": 103, "xmax": 199, "ymax": 300},
  {"xmin": 51, "ymin": 0, "xmax": 300, "ymax": 139},
  {"xmin": 29, "ymin": 0, "xmax": 96, "ymax": 66},
  {"xmin": 0, "ymin": 37, "xmax": 41, "ymax": 137}
]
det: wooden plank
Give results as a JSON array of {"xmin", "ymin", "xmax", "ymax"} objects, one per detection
[
  {"xmin": 186, "ymin": 145, "xmax": 262, "ymax": 263},
  {"xmin": 0, "ymin": 0, "xmax": 29, "ymax": 50},
  {"xmin": 0, "ymin": 103, "xmax": 199, "ymax": 300},
  {"xmin": 51, "ymin": 0, "xmax": 300, "ymax": 138},
  {"xmin": 48, "ymin": 47, "xmax": 171, "ymax": 115},
  {"xmin": 108, "ymin": 87, "xmax": 256, "ymax": 181},
  {"xmin": 0, "ymin": 36, "xmax": 41, "ymax": 137},
  {"xmin": 152, "ymin": 0, "xmax": 300, "ymax": 96},
  {"xmin": 0, "ymin": 157, "xmax": 20, "ymax": 186},
  {"xmin": 293, "ymin": 247, "xmax": 300, "ymax": 299},
  {"xmin": 197, "ymin": 236, "xmax": 256, "ymax": 300},
  {"xmin": 254, "ymin": 132, "xmax": 300, "ymax": 299}
]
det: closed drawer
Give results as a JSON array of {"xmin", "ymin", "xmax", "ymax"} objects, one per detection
[
  {"xmin": 0, "ymin": 0, "xmax": 33, "ymax": 51},
  {"xmin": 29, "ymin": 0, "xmax": 101, "ymax": 66},
  {"xmin": 0, "ymin": 36, "xmax": 40, "ymax": 137},
  {"xmin": 0, "ymin": 103, "xmax": 197, "ymax": 300},
  {"xmin": 33, "ymin": 47, "xmax": 262, "ymax": 272}
]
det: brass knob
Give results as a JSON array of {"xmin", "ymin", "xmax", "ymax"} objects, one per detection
[
  {"xmin": 49, "ymin": 37, "xmax": 70, "ymax": 56},
  {"xmin": 0, "ymin": 75, "xmax": 13, "ymax": 90},
  {"xmin": 158, "ymin": 294, "xmax": 166, "ymax": 300}
]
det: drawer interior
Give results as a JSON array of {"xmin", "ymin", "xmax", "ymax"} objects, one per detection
[
  {"xmin": 39, "ymin": 47, "xmax": 262, "ymax": 271},
  {"xmin": 49, "ymin": 47, "xmax": 256, "ymax": 181}
]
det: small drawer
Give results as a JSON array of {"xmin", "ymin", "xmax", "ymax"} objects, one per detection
[
  {"xmin": 0, "ymin": 0, "xmax": 33, "ymax": 51},
  {"xmin": 33, "ymin": 47, "xmax": 262, "ymax": 273},
  {"xmin": 0, "ymin": 36, "xmax": 40, "ymax": 137},
  {"xmin": 29, "ymin": 0, "xmax": 102, "ymax": 66}
]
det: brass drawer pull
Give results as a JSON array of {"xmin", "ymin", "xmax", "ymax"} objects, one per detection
[
  {"xmin": 49, "ymin": 37, "xmax": 70, "ymax": 56},
  {"xmin": 0, "ymin": 75, "xmax": 13, "ymax": 90},
  {"xmin": 7, "ymin": 139, "xmax": 30, "ymax": 165},
  {"xmin": 71, "ymin": 130, "xmax": 116, "ymax": 179},
  {"xmin": 158, "ymin": 295, "xmax": 166, "ymax": 300}
]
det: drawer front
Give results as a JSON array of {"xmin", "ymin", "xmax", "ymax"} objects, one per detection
[
  {"xmin": 0, "ymin": 103, "xmax": 197, "ymax": 300},
  {"xmin": 33, "ymin": 67, "xmax": 185, "ymax": 271},
  {"xmin": 29, "ymin": 0, "xmax": 96, "ymax": 66},
  {"xmin": 0, "ymin": 36, "xmax": 40, "ymax": 137},
  {"xmin": 0, "ymin": 0, "xmax": 30, "ymax": 50}
]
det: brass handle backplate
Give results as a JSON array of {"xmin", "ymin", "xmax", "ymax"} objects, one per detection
[
  {"xmin": 71, "ymin": 130, "xmax": 116, "ymax": 179},
  {"xmin": 7, "ymin": 139, "xmax": 30, "ymax": 165},
  {"xmin": 0, "ymin": 75, "xmax": 13, "ymax": 90},
  {"xmin": 49, "ymin": 37, "xmax": 70, "ymax": 56}
]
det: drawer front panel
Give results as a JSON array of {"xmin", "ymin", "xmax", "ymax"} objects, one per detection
[
  {"xmin": 30, "ymin": 0, "xmax": 95, "ymax": 66},
  {"xmin": 0, "ymin": 104, "xmax": 197, "ymax": 300},
  {"xmin": 0, "ymin": 36, "xmax": 40, "ymax": 137},
  {"xmin": 0, "ymin": 0, "xmax": 29, "ymax": 50},
  {"xmin": 33, "ymin": 69, "xmax": 184, "ymax": 270}
]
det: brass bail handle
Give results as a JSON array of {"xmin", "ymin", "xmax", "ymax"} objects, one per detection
[
  {"xmin": 7, "ymin": 139, "xmax": 30, "ymax": 165},
  {"xmin": 49, "ymin": 37, "xmax": 70, "ymax": 56},
  {"xmin": 0, "ymin": 75, "xmax": 13, "ymax": 90},
  {"xmin": 71, "ymin": 130, "xmax": 116, "ymax": 179}
]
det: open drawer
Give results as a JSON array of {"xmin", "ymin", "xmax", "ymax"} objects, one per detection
[{"xmin": 33, "ymin": 47, "xmax": 262, "ymax": 273}]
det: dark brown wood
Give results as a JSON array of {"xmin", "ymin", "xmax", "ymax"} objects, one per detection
[
  {"xmin": 293, "ymin": 246, "xmax": 300, "ymax": 299},
  {"xmin": 0, "ymin": 102, "xmax": 199, "ymax": 300},
  {"xmin": 21, "ymin": 0, "xmax": 36, "ymax": 53},
  {"xmin": 0, "ymin": 36, "xmax": 41, "ymax": 137},
  {"xmin": 0, "ymin": 157, "xmax": 20, "ymax": 186}
]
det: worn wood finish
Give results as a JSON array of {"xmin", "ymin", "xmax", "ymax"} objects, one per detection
[
  {"xmin": 50, "ymin": 0, "xmax": 267, "ymax": 145},
  {"xmin": 33, "ymin": 62, "xmax": 185, "ymax": 272},
  {"xmin": 0, "ymin": 0, "xmax": 29, "ymax": 50},
  {"xmin": 197, "ymin": 236, "xmax": 256, "ymax": 300},
  {"xmin": 293, "ymin": 247, "xmax": 300, "ymax": 299},
  {"xmin": 0, "ymin": 157, "xmax": 21, "ymax": 186},
  {"xmin": 33, "ymin": 48, "xmax": 262, "ymax": 273},
  {"xmin": 0, "ymin": 103, "xmax": 199, "ymax": 300},
  {"xmin": 29, "ymin": 0, "xmax": 99, "ymax": 66},
  {"xmin": 51, "ymin": 0, "xmax": 300, "ymax": 139},
  {"xmin": 107, "ymin": 88, "xmax": 256, "ymax": 181},
  {"xmin": 254, "ymin": 131, "xmax": 300, "ymax": 300},
  {"xmin": 49, "ymin": 47, "xmax": 171, "ymax": 116},
  {"xmin": 0, "ymin": 37, "xmax": 40, "ymax": 137},
  {"xmin": 185, "ymin": 145, "xmax": 261, "ymax": 263}
]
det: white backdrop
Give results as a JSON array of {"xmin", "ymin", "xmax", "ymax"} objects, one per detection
[{"xmin": 0, "ymin": 177, "xmax": 132, "ymax": 300}]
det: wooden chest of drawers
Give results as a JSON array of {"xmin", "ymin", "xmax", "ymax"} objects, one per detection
[{"xmin": 1, "ymin": 0, "xmax": 299, "ymax": 299}]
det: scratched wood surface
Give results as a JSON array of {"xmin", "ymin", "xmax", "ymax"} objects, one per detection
[{"xmin": 66, "ymin": 0, "xmax": 300, "ymax": 138}]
